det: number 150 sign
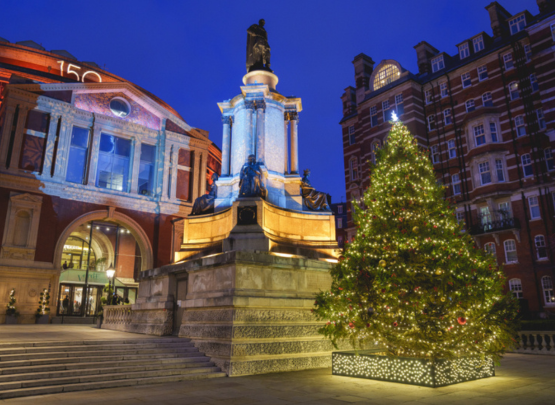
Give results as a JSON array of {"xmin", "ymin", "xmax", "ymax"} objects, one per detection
[{"xmin": 57, "ymin": 61, "xmax": 102, "ymax": 83}]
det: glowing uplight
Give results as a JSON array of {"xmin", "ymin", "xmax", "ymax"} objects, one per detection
[{"xmin": 272, "ymin": 252, "xmax": 295, "ymax": 258}]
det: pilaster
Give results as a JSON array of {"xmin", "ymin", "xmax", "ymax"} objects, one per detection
[
  {"xmin": 290, "ymin": 113, "xmax": 299, "ymax": 174},
  {"xmin": 255, "ymin": 100, "xmax": 265, "ymax": 162},
  {"xmin": 8, "ymin": 104, "xmax": 29, "ymax": 171},
  {"xmin": 221, "ymin": 116, "xmax": 232, "ymax": 176},
  {"xmin": 244, "ymin": 100, "xmax": 255, "ymax": 157},
  {"xmin": 130, "ymin": 139, "xmax": 142, "ymax": 194},
  {"xmin": 200, "ymin": 151, "xmax": 208, "ymax": 196},
  {"xmin": 0, "ymin": 102, "xmax": 17, "ymax": 168},
  {"xmin": 86, "ymin": 125, "xmax": 102, "ymax": 186},
  {"xmin": 41, "ymin": 113, "xmax": 60, "ymax": 178},
  {"xmin": 284, "ymin": 117, "xmax": 289, "ymax": 174},
  {"xmin": 170, "ymin": 145, "xmax": 178, "ymax": 201},
  {"xmin": 191, "ymin": 148, "xmax": 201, "ymax": 201},
  {"xmin": 53, "ymin": 114, "xmax": 74, "ymax": 181}
]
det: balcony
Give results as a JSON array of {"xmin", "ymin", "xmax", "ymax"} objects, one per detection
[{"xmin": 469, "ymin": 216, "xmax": 520, "ymax": 235}]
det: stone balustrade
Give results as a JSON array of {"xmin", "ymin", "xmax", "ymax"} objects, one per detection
[
  {"xmin": 514, "ymin": 331, "xmax": 555, "ymax": 355},
  {"xmin": 102, "ymin": 305, "xmax": 133, "ymax": 325}
]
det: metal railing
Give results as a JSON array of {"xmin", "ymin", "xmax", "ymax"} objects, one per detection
[{"xmin": 470, "ymin": 216, "xmax": 520, "ymax": 235}]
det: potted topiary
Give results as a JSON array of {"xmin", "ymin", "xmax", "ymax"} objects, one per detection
[
  {"xmin": 5, "ymin": 288, "xmax": 18, "ymax": 324},
  {"xmin": 35, "ymin": 288, "xmax": 50, "ymax": 324}
]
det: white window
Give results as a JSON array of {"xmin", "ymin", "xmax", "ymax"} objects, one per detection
[
  {"xmin": 440, "ymin": 82, "xmax": 448, "ymax": 98},
  {"xmin": 473, "ymin": 35, "xmax": 484, "ymax": 52},
  {"xmin": 530, "ymin": 74, "xmax": 539, "ymax": 92},
  {"xmin": 477, "ymin": 65, "xmax": 488, "ymax": 81},
  {"xmin": 431, "ymin": 55, "xmax": 445, "ymax": 73},
  {"xmin": 382, "ymin": 100, "xmax": 391, "ymax": 122},
  {"xmin": 509, "ymin": 82, "xmax": 519, "ymax": 100},
  {"xmin": 479, "ymin": 161, "xmax": 491, "ymax": 185},
  {"xmin": 448, "ymin": 139, "xmax": 456, "ymax": 158},
  {"xmin": 395, "ymin": 94, "xmax": 404, "ymax": 116},
  {"xmin": 444, "ymin": 109, "xmax": 452, "ymax": 125},
  {"xmin": 509, "ymin": 14, "xmax": 526, "ymax": 35},
  {"xmin": 499, "ymin": 201, "xmax": 512, "ymax": 217},
  {"xmin": 545, "ymin": 149, "xmax": 554, "ymax": 171},
  {"xmin": 515, "ymin": 115, "xmax": 526, "ymax": 136},
  {"xmin": 542, "ymin": 276, "xmax": 554, "ymax": 304},
  {"xmin": 452, "ymin": 173, "xmax": 461, "ymax": 195},
  {"xmin": 337, "ymin": 205, "xmax": 343, "ymax": 214},
  {"xmin": 466, "ymin": 99, "xmax": 475, "ymax": 113},
  {"xmin": 349, "ymin": 158, "xmax": 358, "ymax": 181},
  {"xmin": 459, "ymin": 43, "xmax": 470, "ymax": 59},
  {"xmin": 483, "ymin": 92, "xmax": 493, "ymax": 107},
  {"xmin": 509, "ymin": 278, "xmax": 523, "ymax": 299},
  {"xmin": 536, "ymin": 235, "xmax": 548, "ymax": 259},
  {"xmin": 529, "ymin": 196, "xmax": 541, "ymax": 219},
  {"xmin": 456, "ymin": 211, "xmax": 465, "ymax": 224},
  {"xmin": 370, "ymin": 106, "xmax": 378, "ymax": 127},
  {"xmin": 425, "ymin": 89, "xmax": 433, "ymax": 105},
  {"xmin": 496, "ymin": 159, "xmax": 505, "ymax": 182},
  {"xmin": 485, "ymin": 242, "xmax": 497, "ymax": 262},
  {"xmin": 522, "ymin": 154, "xmax": 533, "ymax": 177},
  {"xmin": 490, "ymin": 122, "xmax": 499, "ymax": 142},
  {"xmin": 431, "ymin": 145, "xmax": 439, "ymax": 164},
  {"xmin": 503, "ymin": 53, "xmax": 514, "ymax": 70},
  {"xmin": 474, "ymin": 124, "xmax": 486, "ymax": 146},
  {"xmin": 504, "ymin": 240, "xmax": 517, "ymax": 263},
  {"xmin": 348, "ymin": 126, "xmax": 356, "ymax": 145},
  {"xmin": 337, "ymin": 218, "xmax": 343, "ymax": 229},
  {"xmin": 461, "ymin": 72, "xmax": 472, "ymax": 88},
  {"xmin": 428, "ymin": 115, "xmax": 436, "ymax": 131},
  {"xmin": 524, "ymin": 44, "xmax": 532, "ymax": 62},
  {"xmin": 537, "ymin": 109, "xmax": 546, "ymax": 130}
]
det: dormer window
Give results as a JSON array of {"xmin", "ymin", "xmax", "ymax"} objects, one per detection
[
  {"xmin": 459, "ymin": 43, "xmax": 470, "ymax": 59},
  {"xmin": 431, "ymin": 55, "xmax": 445, "ymax": 73},
  {"xmin": 473, "ymin": 36, "xmax": 484, "ymax": 52},
  {"xmin": 509, "ymin": 15, "xmax": 526, "ymax": 35},
  {"xmin": 373, "ymin": 64, "xmax": 400, "ymax": 91}
]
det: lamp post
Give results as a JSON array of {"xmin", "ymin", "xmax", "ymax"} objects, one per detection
[{"xmin": 106, "ymin": 265, "xmax": 115, "ymax": 305}]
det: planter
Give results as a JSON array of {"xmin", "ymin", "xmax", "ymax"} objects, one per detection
[
  {"xmin": 332, "ymin": 351, "xmax": 494, "ymax": 387},
  {"xmin": 35, "ymin": 315, "xmax": 49, "ymax": 324},
  {"xmin": 5, "ymin": 315, "xmax": 17, "ymax": 324}
]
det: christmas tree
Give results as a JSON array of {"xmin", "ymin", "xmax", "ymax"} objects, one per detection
[{"xmin": 314, "ymin": 120, "xmax": 518, "ymax": 361}]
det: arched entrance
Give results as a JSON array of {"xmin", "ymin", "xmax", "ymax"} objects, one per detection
[{"xmin": 53, "ymin": 210, "xmax": 153, "ymax": 317}]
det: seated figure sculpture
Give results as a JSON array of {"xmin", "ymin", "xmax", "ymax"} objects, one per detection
[
  {"xmin": 301, "ymin": 169, "xmax": 330, "ymax": 211},
  {"xmin": 190, "ymin": 173, "xmax": 219, "ymax": 216},
  {"xmin": 239, "ymin": 154, "xmax": 267, "ymax": 198}
]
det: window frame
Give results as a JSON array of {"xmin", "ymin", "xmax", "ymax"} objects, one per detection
[
  {"xmin": 452, "ymin": 173, "xmax": 461, "ymax": 195},
  {"xmin": 509, "ymin": 14, "xmax": 526, "ymax": 35},
  {"xmin": 443, "ymin": 109, "xmax": 452, "ymax": 126},
  {"xmin": 477, "ymin": 65, "xmax": 488, "ymax": 81},
  {"xmin": 509, "ymin": 278, "xmax": 523, "ymax": 299},
  {"xmin": 495, "ymin": 159, "xmax": 505, "ymax": 182},
  {"xmin": 431, "ymin": 145, "xmax": 440, "ymax": 164},
  {"xmin": 461, "ymin": 72, "xmax": 472, "ymax": 88},
  {"xmin": 440, "ymin": 82, "xmax": 448, "ymax": 98},
  {"xmin": 473, "ymin": 35, "xmax": 484, "ymax": 52},
  {"xmin": 503, "ymin": 53, "xmax": 514, "ymax": 70},
  {"xmin": 431, "ymin": 55, "xmax": 445, "ymax": 73},
  {"xmin": 537, "ymin": 109, "xmax": 546, "ymax": 130},
  {"xmin": 382, "ymin": 100, "xmax": 390, "ymax": 122},
  {"xmin": 459, "ymin": 43, "xmax": 470, "ymax": 59},
  {"xmin": 370, "ymin": 106, "xmax": 378, "ymax": 127},
  {"xmin": 490, "ymin": 122, "xmax": 499, "ymax": 143},
  {"xmin": 515, "ymin": 115, "xmax": 526, "ymax": 137},
  {"xmin": 482, "ymin": 92, "xmax": 493, "ymax": 107},
  {"xmin": 349, "ymin": 157, "xmax": 358, "ymax": 181},
  {"xmin": 504, "ymin": 239, "xmax": 518, "ymax": 264},
  {"xmin": 473, "ymin": 124, "xmax": 486, "ymax": 146},
  {"xmin": 465, "ymin": 99, "xmax": 475, "ymax": 113},
  {"xmin": 535, "ymin": 235, "xmax": 548, "ymax": 260},
  {"xmin": 448, "ymin": 139, "xmax": 456, "ymax": 159},
  {"xmin": 479, "ymin": 161, "xmax": 492, "ymax": 185},
  {"xmin": 425, "ymin": 90, "xmax": 433, "ymax": 105},
  {"xmin": 427, "ymin": 115, "xmax": 436, "ymax": 131},
  {"xmin": 485, "ymin": 242, "xmax": 497, "ymax": 263},
  {"xmin": 529, "ymin": 196, "xmax": 541, "ymax": 220},
  {"xmin": 348, "ymin": 126, "xmax": 356, "ymax": 145},
  {"xmin": 395, "ymin": 93, "xmax": 404, "ymax": 116},
  {"xmin": 509, "ymin": 82, "xmax": 519, "ymax": 100},
  {"xmin": 522, "ymin": 153, "xmax": 533, "ymax": 177},
  {"xmin": 545, "ymin": 148, "xmax": 554, "ymax": 171},
  {"xmin": 530, "ymin": 74, "xmax": 539, "ymax": 92},
  {"xmin": 542, "ymin": 276, "xmax": 554, "ymax": 305}
]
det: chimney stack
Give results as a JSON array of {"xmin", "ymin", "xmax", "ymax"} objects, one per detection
[
  {"xmin": 352, "ymin": 53, "xmax": 374, "ymax": 104},
  {"xmin": 537, "ymin": 0, "xmax": 555, "ymax": 13},
  {"xmin": 413, "ymin": 41, "xmax": 439, "ymax": 75},
  {"xmin": 485, "ymin": 2, "xmax": 512, "ymax": 38}
]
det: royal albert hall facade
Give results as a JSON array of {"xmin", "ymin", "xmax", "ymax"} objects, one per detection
[{"xmin": 0, "ymin": 38, "xmax": 221, "ymax": 323}]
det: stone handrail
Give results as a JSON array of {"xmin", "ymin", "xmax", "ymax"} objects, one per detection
[
  {"xmin": 103, "ymin": 305, "xmax": 133, "ymax": 325},
  {"xmin": 514, "ymin": 331, "xmax": 555, "ymax": 355}
]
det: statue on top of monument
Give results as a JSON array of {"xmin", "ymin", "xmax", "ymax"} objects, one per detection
[
  {"xmin": 301, "ymin": 169, "xmax": 331, "ymax": 211},
  {"xmin": 239, "ymin": 155, "xmax": 267, "ymax": 198},
  {"xmin": 246, "ymin": 19, "xmax": 272, "ymax": 73},
  {"xmin": 190, "ymin": 173, "xmax": 219, "ymax": 216}
]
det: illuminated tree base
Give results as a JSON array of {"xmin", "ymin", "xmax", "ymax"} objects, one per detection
[{"xmin": 332, "ymin": 351, "xmax": 494, "ymax": 387}]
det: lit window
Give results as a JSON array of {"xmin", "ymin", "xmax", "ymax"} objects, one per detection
[
  {"xmin": 428, "ymin": 115, "xmax": 436, "ymax": 131},
  {"xmin": 348, "ymin": 126, "xmax": 356, "ymax": 145},
  {"xmin": 452, "ymin": 173, "xmax": 461, "ymax": 195},
  {"xmin": 370, "ymin": 106, "xmax": 378, "ymax": 127},
  {"xmin": 109, "ymin": 98, "xmax": 131, "ymax": 118},
  {"xmin": 482, "ymin": 92, "xmax": 493, "ymax": 107},
  {"xmin": 440, "ymin": 82, "xmax": 448, "ymax": 98},
  {"xmin": 431, "ymin": 145, "xmax": 440, "ymax": 164},
  {"xmin": 448, "ymin": 139, "xmax": 456, "ymax": 158},
  {"xmin": 515, "ymin": 116, "xmax": 526, "ymax": 136},
  {"xmin": 466, "ymin": 99, "xmax": 475, "ymax": 113},
  {"xmin": 509, "ymin": 14, "xmax": 526, "ymax": 35},
  {"xmin": 503, "ymin": 53, "xmax": 514, "ymax": 70},
  {"xmin": 444, "ymin": 109, "xmax": 452, "ymax": 126},
  {"xmin": 524, "ymin": 44, "xmax": 532, "ymax": 62},
  {"xmin": 474, "ymin": 124, "xmax": 486, "ymax": 146},
  {"xmin": 536, "ymin": 235, "xmax": 547, "ymax": 259},
  {"xmin": 395, "ymin": 94, "xmax": 404, "ymax": 116},
  {"xmin": 509, "ymin": 82, "xmax": 519, "ymax": 100},
  {"xmin": 479, "ymin": 161, "xmax": 491, "ymax": 185},
  {"xmin": 485, "ymin": 242, "xmax": 497, "ymax": 262},
  {"xmin": 96, "ymin": 133, "xmax": 132, "ymax": 192},
  {"xmin": 490, "ymin": 122, "xmax": 498, "ymax": 142},
  {"xmin": 529, "ymin": 196, "xmax": 541, "ymax": 219},
  {"xmin": 459, "ymin": 43, "xmax": 470, "ymax": 59},
  {"xmin": 350, "ymin": 158, "xmax": 358, "ymax": 181},
  {"xmin": 496, "ymin": 159, "xmax": 505, "ymax": 182},
  {"xmin": 139, "ymin": 143, "xmax": 156, "ymax": 196},
  {"xmin": 337, "ymin": 218, "xmax": 343, "ymax": 229},
  {"xmin": 473, "ymin": 35, "xmax": 484, "ymax": 52},
  {"xmin": 373, "ymin": 64, "xmax": 401, "ymax": 90},
  {"xmin": 509, "ymin": 278, "xmax": 523, "ymax": 299},
  {"xmin": 530, "ymin": 74, "xmax": 539, "ymax": 92},
  {"xmin": 461, "ymin": 72, "xmax": 472, "ymax": 88},
  {"xmin": 66, "ymin": 126, "xmax": 89, "ymax": 184},
  {"xmin": 431, "ymin": 55, "xmax": 445, "ymax": 73},
  {"xmin": 478, "ymin": 65, "xmax": 488, "ymax": 81},
  {"xmin": 504, "ymin": 240, "xmax": 517, "ymax": 263},
  {"xmin": 522, "ymin": 154, "xmax": 533, "ymax": 177},
  {"xmin": 537, "ymin": 109, "xmax": 546, "ymax": 130},
  {"xmin": 542, "ymin": 276, "xmax": 554, "ymax": 304},
  {"xmin": 425, "ymin": 89, "xmax": 433, "ymax": 105},
  {"xmin": 382, "ymin": 100, "xmax": 391, "ymax": 122},
  {"xmin": 545, "ymin": 149, "xmax": 554, "ymax": 171}
]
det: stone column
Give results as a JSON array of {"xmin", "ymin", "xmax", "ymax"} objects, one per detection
[
  {"xmin": 42, "ymin": 113, "xmax": 60, "ymax": 177},
  {"xmin": 221, "ymin": 116, "xmax": 231, "ymax": 176},
  {"xmin": 170, "ymin": 145, "xmax": 178, "ymax": 200},
  {"xmin": 283, "ymin": 115, "xmax": 289, "ymax": 174},
  {"xmin": 191, "ymin": 149, "xmax": 201, "ymax": 201},
  {"xmin": 290, "ymin": 113, "xmax": 299, "ymax": 174},
  {"xmin": 86, "ymin": 125, "xmax": 102, "ymax": 186},
  {"xmin": 200, "ymin": 151, "xmax": 207, "ymax": 196},
  {"xmin": 245, "ymin": 100, "xmax": 255, "ymax": 157},
  {"xmin": 0, "ymin": 102, "xmax": 18, "ymax": 168},
  {"xmin": 130, "ymin": 139, "xmax": 142, "ymax": 194},
  {"xmin": 53, "ymin": 115, "xmax": 74, "ymax": 181},
  {"xmin": 255, "ymin": 100, "xmax": 265, "ymax": 162},
  {"xmin": 8, "ymin": 105, "xmax": 29, "ymax": 171},
  {"xmin": 161, "ymin": 144, "xmax": 172, "ymax": 200}
]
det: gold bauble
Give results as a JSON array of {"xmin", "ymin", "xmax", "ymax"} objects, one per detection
[
  {"xmin": 435, "ymin": 269, "xmax": 443, "ymax": 275},
  {"xmin": 379, "ymin": 260, "xmax": 387, "ymax": 268},
  {"xmin": 412, "ymin": 226, "xmax": 419, "ymax": 234},
  {"xmin": 440, "ymin": 297, "xmax": 446, "ymax": 302},
  {"xmin": 438, "ymin": 331, "xmax": 443, "ymax": 336}
]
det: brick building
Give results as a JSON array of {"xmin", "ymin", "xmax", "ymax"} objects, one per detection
[
  {"xmin": 340, "ymin": 0, "xmax": 555, "ymax": 316},
  {"xmin": 0, "ymin": 38, "xmax": 221, "ymax": 322},
  {"xmin": 330, "ymin": 202, "xmax": 347, "ymax": 248}
]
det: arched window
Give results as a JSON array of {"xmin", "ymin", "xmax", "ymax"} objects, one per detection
[
  {"xmin": 535, "ymin": 235, "xmax": 547, "ymax": 259},
  {"xmin": 13, "ymin": 211, "xmax": 31, "ymax": 247},
  {"xmin": 509, "ymin": 278, "xmax": 523, "ymax": 299},
  {"xmin": 509, "ymin": 82, "xmax": 519, "ymax": 100},
  {"xmin": 504, "ymin": 239, "xmax": 517, "ymax": 263},
  {"xmin": 373, "ymin": 64, "xmax": 401, "ymax": 91},
  {"xmin": 484, "ymin": 242, "xmax": 496, "ymax": 258},
  {"xmin": 349, "ymin": 158, "xmax": 358, "ymax": 181},
  {"xmin": 371, "ymin": 141, "xmax": 381, "ymax": 164},
  {"xmin": 542, "ymin": 276, "xmax": 554, "ymax": 304}
]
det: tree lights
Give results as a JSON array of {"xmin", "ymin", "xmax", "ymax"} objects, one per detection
[{"xmin": 314, "ymin": 121, "xmax": 518, "ymax": 386}]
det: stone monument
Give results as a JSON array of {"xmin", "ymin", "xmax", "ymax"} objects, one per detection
[{"xmin": 124, "ymin": 20, "xmax": 348, "ymax": 377}]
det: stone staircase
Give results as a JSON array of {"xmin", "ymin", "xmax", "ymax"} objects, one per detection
[{"xmin": 0, "ymin": 337, "xmax": 225, "ymax": 399}]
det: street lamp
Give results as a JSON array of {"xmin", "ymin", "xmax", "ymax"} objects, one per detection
[{"xmin": 106, "ymin": 265, "xmax": 115, "ymax": 305}]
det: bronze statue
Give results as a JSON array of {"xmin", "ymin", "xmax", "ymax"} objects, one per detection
[
  {"xmin": 190, "ymin": 173, "xmax": 219, "ymax": 216},
  {"xmin": 301, "ymin": 169, "xmax": 331, "ymax": 211},
  {"xmin": 246, "ymin": 19, "xmax": 272, "ymax": 73},
  {"xmin": 239, "ymin": 155, "xmax": 266, "ymax": 198}
]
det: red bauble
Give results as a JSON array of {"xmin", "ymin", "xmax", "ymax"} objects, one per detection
[
  {"xmin": 393, "ymin": 322, "xmax": 398, "ymax": 327},
  {"xmin": 457, "ymin": 317, "xmax": 467, "ymax": 325},
  {"xmin": 349, "ymin": 322, "xmax": 355, "ymax": 329}
]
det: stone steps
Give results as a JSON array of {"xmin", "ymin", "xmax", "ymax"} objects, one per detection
[{"xmin": 0, "ymin": 338, "xmax": 225, "ymax": 399}]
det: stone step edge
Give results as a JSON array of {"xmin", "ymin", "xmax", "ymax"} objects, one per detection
[
  {"xmin": 210, "ymin": 351, "xmax": 334, "ymax": 362},
  {"xmin": 0, "ymin": 371, "xmax": 226, "ymax": 399},
  {"xmin": 0, "ymin": 342, "xmax": 196, "ymax": 354},
  {"xmin": 0, "ymin": 338, "xmax": 188, "ymax": 348},
  {"xmin": 0, "ymin": 347, "xmax": 200, "ymax": 360},
  {"xmin": 182, "ymin": 336, "xmax": 338, "ymax": 343}
]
